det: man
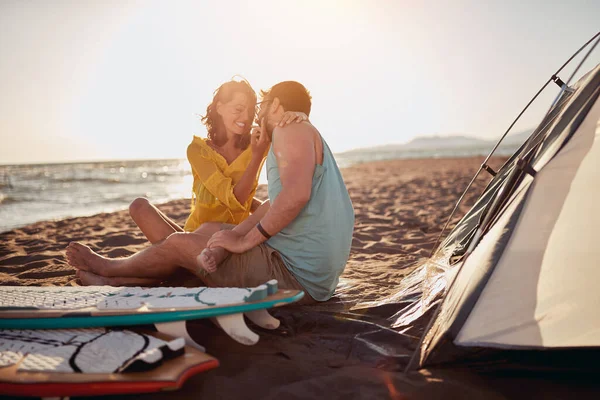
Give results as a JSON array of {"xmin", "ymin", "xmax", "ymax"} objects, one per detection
[{"xmin": 66, "ymin": 81, "xmax": 354, "ymax": 303}]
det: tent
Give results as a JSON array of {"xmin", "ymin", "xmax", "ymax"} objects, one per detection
[{"xmin": 391, "ymin": 40, "xmax": 600, "ymax": 371}]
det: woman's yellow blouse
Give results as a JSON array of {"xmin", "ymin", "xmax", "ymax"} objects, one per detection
[{"xmin": 183, "ymin": 136, "xmax": 259, "ymax": 232}]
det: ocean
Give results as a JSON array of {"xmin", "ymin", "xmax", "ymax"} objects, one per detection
[
  {"xmin": 0, "ymin": 142, "xmax": 521, "ymax": 233},
  {"xmin": 0, "ymin": 159, "xmax": 193, "ymax": 233}
]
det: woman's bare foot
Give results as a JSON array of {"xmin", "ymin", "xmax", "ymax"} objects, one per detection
[
  {"xmin": 196, "ymin": 247, "xmax": 227, "ymax": 275},
  {"xmin": 66, "ymin": 242, "xmax": 109, "ymax": 274}
]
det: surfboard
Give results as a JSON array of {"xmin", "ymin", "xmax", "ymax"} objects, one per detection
[
  {"xmin": 0, "ymin": 280, "xmax": 304, "ymax": 348},
  {"xmin": 0, "ymin": 329, "xmax": 219, "ymax": 398}
]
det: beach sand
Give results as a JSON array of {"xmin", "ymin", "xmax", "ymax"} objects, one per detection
[{"xmin": 1, "ymin": 156, "xmax": 598, "ymax": 399}]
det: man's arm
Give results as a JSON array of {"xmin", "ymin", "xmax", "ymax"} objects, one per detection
[
  {"xmin": 240, "ymin": 124, "xmax": 315, "ymax": 248},
  {"xmin": 233, "ymin": 200, "xmax": 270, "ymax": 235},
  {"xmin": 207, "ymin": 124, "xmax": 315, "ymax": 253}
]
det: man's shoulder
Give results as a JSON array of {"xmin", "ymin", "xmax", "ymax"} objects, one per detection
[{"xmin": 273, "ymin": 123, "xmax": 316, "ymax": 141}]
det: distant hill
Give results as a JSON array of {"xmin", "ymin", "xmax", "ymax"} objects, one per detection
[
  {"xmin": 340, "ymin": 129, "xmax": 533, "ymax": 155},
  {"xmin": 497, "ymin": 129, "xmax": 532, "ymax": 147},
  {"xmin": 403, "ymin": 135, "xmax": 490, "ymax": 149}
]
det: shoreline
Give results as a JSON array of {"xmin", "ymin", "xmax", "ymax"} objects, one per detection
[{"xmin": 0, "ymin": 155, "xmax": 504, "ymax": 235}]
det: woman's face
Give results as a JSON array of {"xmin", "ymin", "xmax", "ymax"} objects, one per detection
[{"xmin": 217, "ymin": 92, "xmax": 253, "ymax": 138}]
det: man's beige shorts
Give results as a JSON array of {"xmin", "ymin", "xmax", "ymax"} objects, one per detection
[{"xmin": 202, "ymin": 225, "xmax": 315, "ymax": 305}]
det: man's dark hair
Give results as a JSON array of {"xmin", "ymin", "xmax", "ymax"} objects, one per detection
[{"xmin": 260, "ymin": 81, "xmax": 312, "ymax": 116}]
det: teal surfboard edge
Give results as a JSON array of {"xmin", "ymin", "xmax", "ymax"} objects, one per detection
[{"xmin": 0, "ymin": 291, "xmax": 304, "ymax": 330}]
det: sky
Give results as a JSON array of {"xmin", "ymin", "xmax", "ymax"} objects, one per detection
[{"xmin": 0, "ymin": 0, "xmax": 599, "ymax": 165}]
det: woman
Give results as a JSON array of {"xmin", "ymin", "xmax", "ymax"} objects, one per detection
[{"xmin": 128, "ymin": 79, "xmax": 306, "ymax": 251}]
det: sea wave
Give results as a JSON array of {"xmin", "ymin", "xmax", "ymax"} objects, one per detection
[
  {"xmin": 0, "ymin": 193, "xmax": 17, "ymax": 205},
  {"xmin": 53, "ymin": 177, "xmax": 125, "ymax": 184},
  {"xmin": 50, "ymin": 171, "xmax": 190, "ymax": 185}
]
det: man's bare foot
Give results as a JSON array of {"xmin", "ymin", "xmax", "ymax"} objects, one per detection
[
  {"xmin": 66, "ymin": 242, "xmax": 108, "ymax": 274},
  {"xmin": 196, "ymin": 247, "xmax": 226, "ymax": 275}
]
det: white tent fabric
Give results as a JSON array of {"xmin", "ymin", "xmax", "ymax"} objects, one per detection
[
  {"xmin": 410, "ymin": 62, "xmax": 600, "ymax": 369},
  {"xmin": 455, "ymin": 92, "xmax": 600, "ymax": 348}
]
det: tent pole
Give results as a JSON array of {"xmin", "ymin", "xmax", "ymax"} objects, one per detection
[{"xmin": 428, "ymin": 30, "xmax": 600, "ymax": 258}]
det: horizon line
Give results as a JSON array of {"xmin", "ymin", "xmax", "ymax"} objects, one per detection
[{"xmin": 0, "ymin": 128, "xmax": 533, "ymax": 167}]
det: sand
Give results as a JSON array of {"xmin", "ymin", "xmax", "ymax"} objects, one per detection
[{"xmin": 1, "ymin": 156, "xmax": 598, "ymax": 399}]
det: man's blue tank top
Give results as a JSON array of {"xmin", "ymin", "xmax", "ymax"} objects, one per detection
[{"xmin": 265, "ymin": 131, "xmax": 354, "ymax": 301}]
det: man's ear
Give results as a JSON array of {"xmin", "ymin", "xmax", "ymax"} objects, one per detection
[{"xmin": 271, "ymin": 97, "xmax": 281, "ymax": 114}]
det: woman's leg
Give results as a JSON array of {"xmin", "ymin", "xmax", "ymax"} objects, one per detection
[{"xmin": 129, "ymin": 198, "xmax": 183, "ymax": 244}]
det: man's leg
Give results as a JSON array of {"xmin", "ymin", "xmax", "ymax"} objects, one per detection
[
  {"xmin": 66, "ymin": 232, "xmax": 208, "ymax": 279},
  {"xmin": 76, "ymin": 270, "xmax": 162, "ymax": 286},
  {"xmin": 204, "ymin": 244, "xmax": 315, "ymax": 305},
  {"xmin": 198, "ymin": 202, "xmax": 273, "ymax": 271},
  {"xmin": 129, "ymin": 197, "xmax": 183, "ymax": 244}
]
